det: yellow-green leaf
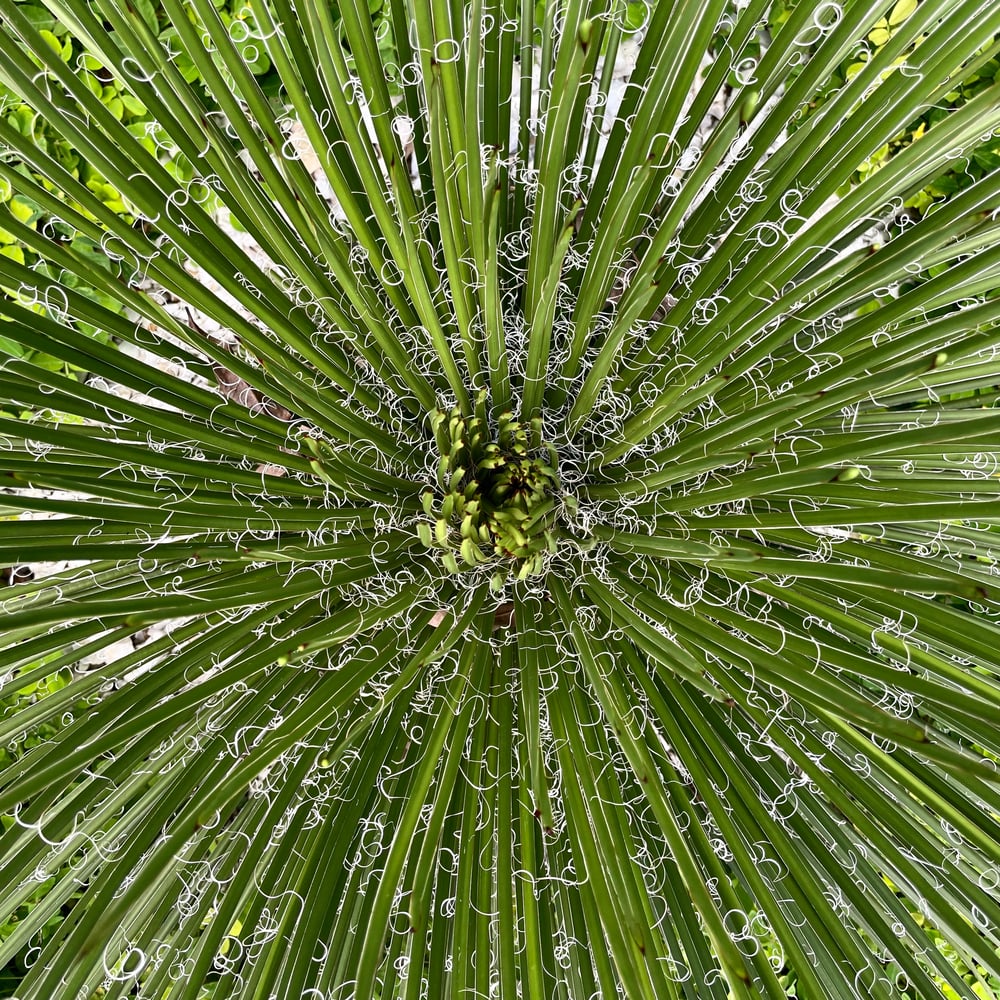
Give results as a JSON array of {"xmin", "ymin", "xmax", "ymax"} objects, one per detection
[
  {"xmin": 889, "ymin": 0, "xmax": 918, "ymax": 26},
  {"xmin": 8, "ymin": 197, "xmax": 36, "ymax": 225},
  {"xmin": 868, "ymin": 25, "xmax": 891, "ymax": 46}
]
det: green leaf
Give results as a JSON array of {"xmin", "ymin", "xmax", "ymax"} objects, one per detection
[
  {"xmin": 0, "ymin": 243, "xmax": 25, "ymax": 264},
  {"xmin": 118, "ymin": 92, "xmax": 147, "ymax": 116},
  {"xmin": 133, "ymin": 0, "xmax": 159, "ymax": 34},
  {"xmin": 7, "ymin": 195, "xmax": 39, "ymax": 225},
  {"xmin": 16, "ymin": 5, "xmax": 56, "ymax": 33},
  {"xmin": 890, "ymin": 0, "xmax": 919, "ymax": 27}
]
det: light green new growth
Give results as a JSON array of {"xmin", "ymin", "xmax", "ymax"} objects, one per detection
[{"xmin": 419, "ymin": 392, "xmax": 561, "ymax": 584}]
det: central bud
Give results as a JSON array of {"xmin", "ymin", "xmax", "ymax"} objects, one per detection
[{"xmin": 418, "ymin": 393, "xmax": 560, "ymax": 587}]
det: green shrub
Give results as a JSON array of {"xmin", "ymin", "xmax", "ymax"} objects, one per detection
[{"xmin": 2, "ymin": 1, "xmax": 1000, "ymax": 998}]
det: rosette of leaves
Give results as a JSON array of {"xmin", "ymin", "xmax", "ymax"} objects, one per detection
[{"xmin": 3, "ymin": 1, "xmax": 1000, "ymax": 998}]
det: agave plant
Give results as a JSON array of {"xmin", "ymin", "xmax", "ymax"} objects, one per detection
[{"xmin": 3, "ymin": 0, "xmax": 1000, "ymax": 996}]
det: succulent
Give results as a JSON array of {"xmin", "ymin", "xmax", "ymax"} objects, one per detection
[{"xmin": 3, "ymin": 1, "xmax": 1000, "ymax": 998}]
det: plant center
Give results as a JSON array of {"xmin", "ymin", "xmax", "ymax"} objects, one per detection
[{"xmin": 418, "ymin": 394, "xmax": 561, "ymax": 587}]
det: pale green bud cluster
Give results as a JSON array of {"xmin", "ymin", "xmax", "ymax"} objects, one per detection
[{"xmin": 418, "ymin": 393, "xmax": 561, "ymax": 587}]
